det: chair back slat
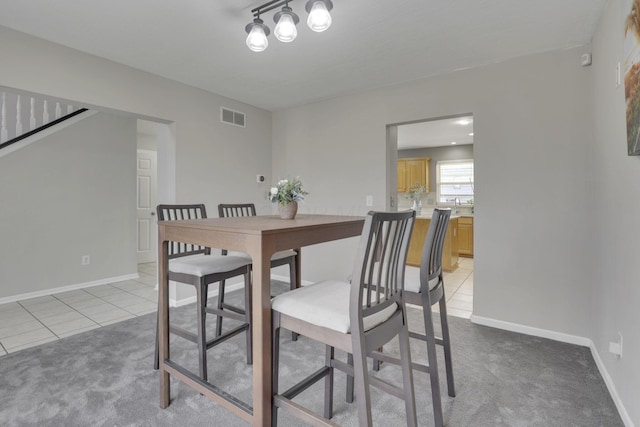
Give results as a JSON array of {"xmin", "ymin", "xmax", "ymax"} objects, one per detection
[
  {"xmin": 157, "ymin": 204, "xmax": 210, "ymax": 258},
  {"xmin": 350, "ymin": 210, "xmax": 415, "ymax": 328},
  {"xmin": 420, "ymin": 208, "xmax": 451, "ymax": 292},
  {"xmin": 218, "ymin": 203, "xmax": 257, "ymax": 218}
]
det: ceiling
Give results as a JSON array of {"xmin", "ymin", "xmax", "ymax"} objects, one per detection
[
  {"xmin": 0, "ymin": 0, "xmax": 607, "ymax": 111},
  {"xmin": 397, "ymin": 116, "xmax": 474, "ymax": 150}
]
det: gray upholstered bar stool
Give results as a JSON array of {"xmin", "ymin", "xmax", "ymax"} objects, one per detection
[
  {"xmin": 362, "ymin": 208, "xmax": 455, "ymax": 427},
  {"xmin": 271, "ymin": 210, "xmax": 418, "ymax": 426},
  {"xmin": 218, "ymin": 203, "xmax": 300, "ymax": 340},
  {"xmin": 153, "ymin": 204, "xmax": 253, "ymax": 382}
]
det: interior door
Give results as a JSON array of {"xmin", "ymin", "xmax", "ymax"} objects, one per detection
[{"xmin": 136, "ymin": 149, "xmax": 157, "ymax": 264}]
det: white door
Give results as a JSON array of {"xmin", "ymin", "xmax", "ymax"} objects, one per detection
[{"xmin": 137, "ymin": 149, "xmax": 157, "ymax": 264}]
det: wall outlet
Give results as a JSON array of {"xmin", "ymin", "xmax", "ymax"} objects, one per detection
[
  {"xmin": 81, "ymin": 255, "xmax": 90, "ymax": 265},
  {"xmin": 256, "ymin": 174, "xmax": 265, "ymax": 183},
  {"xmin": 366, "ymin": 195, "xmax": 373, "ymax": 206},
  {"xmin": 609, "ymin": 332, "xmax": 623, "ymax": 358}
]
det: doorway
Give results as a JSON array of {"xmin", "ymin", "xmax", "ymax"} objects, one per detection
[
  {"xmin": 136, "ymin": 148, "xmax": 157, "ymax": 264},
  {"xmin": 387, "ymin": 114, "xmax": 475, "ymax": 318},
  {"xmin": 135, "ymin": 119, "xmax": 170, "ymax": 265}
]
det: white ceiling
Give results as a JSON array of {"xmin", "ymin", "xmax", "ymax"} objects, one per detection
[
  {"xmin": 397, "ymin": 116, "xmax": 474, "ymax": 150},
  {"xmin": 0, "ymin": 0, "xmax": 607, "ymax": 111}
]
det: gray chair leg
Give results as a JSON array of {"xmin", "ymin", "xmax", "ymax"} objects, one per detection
[
  {"xmin": 422, "ymin": 299, "xmax": 444, "ymax": 427},
  {"xmin": 324, "ymin": 345, "xmax": 334, "ymax": 419},
  {"xmin": 346, "ymin": 352, "xmax": 354, "ymax": 403},
  {"xmin": 216, "ymin": 279, "xmax": 226, "ymax": 337},
  {"xmin": 196, "ymin": 281, "xmax": 208, "ymax": 382},
  {"xmin": 439, "ymin": 297, "xmax": 456, "ymax": 397},
  {"xmin": 289, "ymin": 259, "xmax": 299, "ymax": 342},
  {"xmin": 372, "ymin": 346, "xmax": 383, "ymax": 371},
  {"xmin": 243, "ymin": 269, "xmax": 252, "ymax": 365},
  {"xmin": 398, "ymin": 321, "xmax": 417, "ymax": 427},
  {"xmin": 352, "ymin": 341, "xmax": 373, "ymax": 427}
]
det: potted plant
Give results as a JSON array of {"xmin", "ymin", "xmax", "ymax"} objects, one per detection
[
  {"xmin": 406, "ymin": 184, "xmax": 426, "ymax": 214},
  {"xmin": 268, "ymin": 178, "xmax": 308, "ymax": 219}
]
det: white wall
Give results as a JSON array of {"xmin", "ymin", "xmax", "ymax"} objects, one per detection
[
  {"xmin": 274, "ymin": 45, "xmax": 595, "ymax": 337},
  {"xmin": 273, "ymin": 32, "xmax": 639, "ymax": 423},
  {"xmin": 0, "ymin": 26, "xmax": 273, "ymax": 214},
  {"xmin": 591, "ymin": 0, "xmax": 640, "ymax": 424},
  {"xmin": 0, "ymin": 112, "xmax": 137, "ymax": 298},
  {"xmin": 0, "ymin": 26, "xmax": 273, "ymax": 302}
]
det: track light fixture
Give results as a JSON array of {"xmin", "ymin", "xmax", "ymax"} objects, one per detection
[
  {"xmin": 246, "ymin": 0, "xmax": 334, "ymax": 52},
  {"xmin": 306, "ymin": 0, "xmax": 333, "ymax": 32},
  {"xmin": 274, "ymin": 5, "xmax": 299, "ymax": 42},
  {"xmin": 245, "ymin": 17, "xmax": 270, "ymax": 52}
]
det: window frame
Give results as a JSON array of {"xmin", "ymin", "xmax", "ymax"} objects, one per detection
[{"xmin": 435, "ymin": 159, "xmax": 474, "ymax": 206}]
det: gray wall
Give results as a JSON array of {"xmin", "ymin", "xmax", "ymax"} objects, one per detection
[
  {"xmin": 273, "ymin": 45, "xmax": 594, "ymax": 338},
  {"xmin": 398, "ymin": 144, "xmax": 474, "ymax": 208},
  {"xmin": 0, "ymin": 26, "xmax": 273, "ymax": 215},
  {"xmin": 273, "ymin": 25, "xmax": 637, "ymax": 421},
  {"xmin": 0, "ymin": 25, "xmax": 273, "ymax": 303},
  {"xmin": 0, "ymin": 112, "xmax": 137, "ymax": 298},
  {"xmin": 591, "ymin": 0, "xmax": 639, "ymax": 423}
]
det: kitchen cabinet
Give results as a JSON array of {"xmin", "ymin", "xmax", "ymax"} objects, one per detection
[
  {"xmin": 397, "ymin": 157, "xmax": 430, "ymax": 193},
  {"xmin": 458, "ymin": 216, "xmax": 474, "ymax": 257},
  {"xmin": 407, "ymin": 216, "xmax": 459, "ymax": 272}
]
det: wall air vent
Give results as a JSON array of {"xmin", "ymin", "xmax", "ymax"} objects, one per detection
[{"xmin": 221, "ymin": 107, "xmax": 246, "ymax": 128}]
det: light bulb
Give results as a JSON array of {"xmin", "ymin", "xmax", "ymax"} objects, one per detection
[
  {"xmin": 274, "ymin": 8, "xmax": 298, "ymax": 42},
  {"xmin": 307, "ymin": 0, "xmax": 332, "ymax": 32},
  {"xmin": 245, "ymin": 19, "xmax": 269, "ymax": 52}
]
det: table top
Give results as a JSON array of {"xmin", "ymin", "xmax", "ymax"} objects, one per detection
[{"xmin": 158, "ymin": 214, "xmax": 366, "ymax": 236}]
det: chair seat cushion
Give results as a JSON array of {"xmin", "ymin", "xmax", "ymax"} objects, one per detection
[
  {"xmin": 226, "ymin": 249, "xmax": 296, "ymax": 262},
  {"xmin": 403, "ymin": 266, "xmax": 440, "ymax": 293},
  {"xmin": 271, "ymin": 280, "xmax": 398, "ymax": 334},
  {"xmin": 169, "ymin": 254, "xmax": 250, "ymax": 277}
]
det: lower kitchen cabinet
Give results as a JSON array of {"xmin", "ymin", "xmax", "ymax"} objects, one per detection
[
  {"xmin": 407, "ymin": 216, "xmax": 459, "ymax": 271},
  {"xmin": 458, "ymin": 216, "xmax": 474, "ymax": 257}
]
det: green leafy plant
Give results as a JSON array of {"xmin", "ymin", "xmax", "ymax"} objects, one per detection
[
  {"xmin": 406, "ymin": 184, "xmax": 426, "ymax": 202},
  {"xmin": 268, "ymin": 178, "xmax": 308, "ymax": 206}
]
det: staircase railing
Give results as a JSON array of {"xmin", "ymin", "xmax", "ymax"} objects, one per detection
[{"xmin": 0, "ymin": 91, "xmax": 88, "ymax": 150}]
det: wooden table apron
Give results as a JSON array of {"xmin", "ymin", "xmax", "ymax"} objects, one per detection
[{"xmin": 157, "ymin": 214, "xmax": 365, "ymax": 427}]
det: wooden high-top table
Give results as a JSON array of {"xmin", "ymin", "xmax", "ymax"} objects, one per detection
[{"xmin": 157, "ymin": 214, "xmax": 365, "ymax": 426}]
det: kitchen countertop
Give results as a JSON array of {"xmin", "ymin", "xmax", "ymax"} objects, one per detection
[{"xmin": 415, "ymin": 209, "xmax": 473, "ymax": 219}]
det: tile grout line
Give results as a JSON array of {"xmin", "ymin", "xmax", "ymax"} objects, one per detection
[
  {"xmin": 16, "ymin": 300, "xmax": 61, "ymax": 344},
  {"xmin": 4, "ymin": 266, "xmax": 157, "ymax": 352}
]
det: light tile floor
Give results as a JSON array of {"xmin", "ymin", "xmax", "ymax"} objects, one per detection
[
  {"xmin": 0, "ymin": 262, "xmax": 158, "ymax": 356},
  {"xmin": 0, "ymin": 258, "xmax": 474, "ymax": 356},
  {"xmin": 406, "ymin": 256, "xmax": 474, "ymax": 319}
]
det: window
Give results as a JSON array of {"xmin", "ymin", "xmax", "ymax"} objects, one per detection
[{"xmin": 436, "ymin": 159, "xmax": 474, "ymax": 204}]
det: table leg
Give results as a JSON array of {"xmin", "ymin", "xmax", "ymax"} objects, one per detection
[{"xmin": 250, "ymin": 239, "xmax": 274, "ymax": 427}]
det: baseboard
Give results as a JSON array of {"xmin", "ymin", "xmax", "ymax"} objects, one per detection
[
  {"xmin": 0, "ymin": 273, "xmax": 139, "ymax": 305},
  {"xmin": 470, "ymin": 314, "xmax": 591, "ymax": 346},
  {"xmin": 588, "ymin": 341, "xmax": 635, "ymax": 427},
  {"xmin": 471, "ymin": 315, "xmax": 634, "ymax": 427}
]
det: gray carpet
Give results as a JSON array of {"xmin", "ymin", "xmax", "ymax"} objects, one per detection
[{"xmin": 0, "ymin": 281, "xmax": 623, "ymax": 426}]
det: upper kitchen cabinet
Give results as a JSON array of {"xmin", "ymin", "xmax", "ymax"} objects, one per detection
[{"xmin": 397, "ymin": 157, "xmax": 430, "ymax": 193}]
